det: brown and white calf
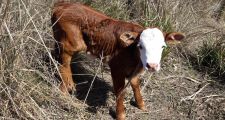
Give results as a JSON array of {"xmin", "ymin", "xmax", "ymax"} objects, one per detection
[{"xmin": 52, "ymin": 2, "xmax": 184, "ymax": 120}]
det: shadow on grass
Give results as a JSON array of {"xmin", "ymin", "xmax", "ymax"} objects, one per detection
[{"xmin": 71, "ymin": 53, "xmax": 113, "ymax": 113}]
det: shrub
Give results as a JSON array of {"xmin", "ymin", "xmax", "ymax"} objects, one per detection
[{"xmin": 196, "ymin": 38, "xmax": 225, "ymax": 78}]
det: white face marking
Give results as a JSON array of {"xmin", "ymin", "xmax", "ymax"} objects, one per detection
[{"xmin": 139, "ymin": 28, "xmax": 166, "ymax": 71}]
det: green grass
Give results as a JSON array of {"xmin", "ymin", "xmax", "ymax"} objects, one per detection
[{"xmin": 197, "ymin": 38, "xmax": 225, "ymax": 78}]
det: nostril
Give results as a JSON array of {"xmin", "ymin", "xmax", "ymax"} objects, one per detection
[
  {"xmin": 146, "ymin": 63, "xmax": 151, "ymax": 69},
  {"xmin": 154, "ymin": 64, "xmax": 158, "ymax": 68},
  {"xmin": 147, "ymin": 63, "xmax": 158, "ymax": 69}
]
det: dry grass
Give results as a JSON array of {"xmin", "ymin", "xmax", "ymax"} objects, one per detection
[
  {"xmin": 1, "ymin": 0, "xmax": 225, "ymax": 120},
  {"xmin": 0, "ymin": 0, "xmax": 84, "ymax": 119}
]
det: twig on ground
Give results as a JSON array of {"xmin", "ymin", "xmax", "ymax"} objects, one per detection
[
  {"xmin": 3, "ymin": 21, "xmax": 14, "ymax": 42},
  {"xmin": 183, "ymin": 77, "xmax": 201, "ymax": 84},
  {"xmin": 181, "ymin": 83, "xmax": 210, "ymax": 101},
  {"xmin": 141, "ymin": 73, "xmax": 153, "ymax": 93},
  {"xmin": 162, "ymin": 76, "xmax": 200, "ymax": 84},
  {"xmin": 201, "ymin": 94, "xmax": 223, "ymax": 99}
]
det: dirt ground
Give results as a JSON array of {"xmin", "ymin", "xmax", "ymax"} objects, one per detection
[{"xmin": 66, "ymin": 53, "xmax": 225, "ymax": 120}]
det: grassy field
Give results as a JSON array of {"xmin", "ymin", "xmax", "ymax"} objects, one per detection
[{"xmin": 1, "ymin": 0, "xmax": 225, "ymax": 119}]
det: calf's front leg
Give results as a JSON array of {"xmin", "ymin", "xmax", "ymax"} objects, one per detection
[
  {"xmin": 130, "ymin": 75, "xmax": 145, "ymax": 110},
  {"xmin": 111, "ymin": 73, "xmax": 126, "ymax": 120}
]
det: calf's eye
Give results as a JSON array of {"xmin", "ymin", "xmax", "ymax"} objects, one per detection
[{"xmin": 138, "ymin": 45, "xmax": 143, "ymax": 49}]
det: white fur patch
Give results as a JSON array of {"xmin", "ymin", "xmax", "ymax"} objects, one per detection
[{"xmin": 139, "ymin": 28, "xmax": 166, "ymax": 71}]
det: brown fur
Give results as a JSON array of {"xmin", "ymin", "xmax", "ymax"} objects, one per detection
[{"xmin": 52, "ymin": 2, "xmax": 184, "ymax": 120}]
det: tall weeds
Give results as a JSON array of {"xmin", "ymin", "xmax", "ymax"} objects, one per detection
[{"xmin": 0, "ymin": 0, "xmax": 81, "ymax": 119}]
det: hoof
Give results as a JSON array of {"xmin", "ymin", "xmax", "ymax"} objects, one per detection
[
  {"xmin": 67, "ymin": 82, "xmax": 75, "ymax": 92},
  {"xmin": 59, "ymin": 82, "xmax": 75, "ymax": 94},
  {"xmin": 139, "ymin": 106, "xmax": 147, "ymax": 111},
  {"xmin": 117, "ymin": 113, "xmax": 125, "ymax": 120},
  {"xmin": 137, "ymin": 102, "xmax": 146, "ymax": 111}
]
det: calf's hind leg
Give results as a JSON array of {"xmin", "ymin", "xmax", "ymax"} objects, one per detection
[
  {"xmin": 58, "ymin": 24, "xmax": 87, "ymax": 93},
  {"xmin": 59, "ymin": 51, "xmax": 74, "ymax": 93}
]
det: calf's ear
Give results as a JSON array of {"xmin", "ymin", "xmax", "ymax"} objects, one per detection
[
  {"xmin": 120, "ymin": 31, "xmax": 139, "ymax": 46},
  {"xmin": 165, "ymin": 32, "xmax": 185, "ymax": 45}
]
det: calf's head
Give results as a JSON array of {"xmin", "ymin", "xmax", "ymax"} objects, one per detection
[{"xmin": 120, "ymin": 28, "xmax": 185, "ymax": 72}]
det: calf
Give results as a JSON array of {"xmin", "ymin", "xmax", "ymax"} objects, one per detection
[{"xmin": 52, "ymin": 2, "xmax": 184, "ymax": 120}]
